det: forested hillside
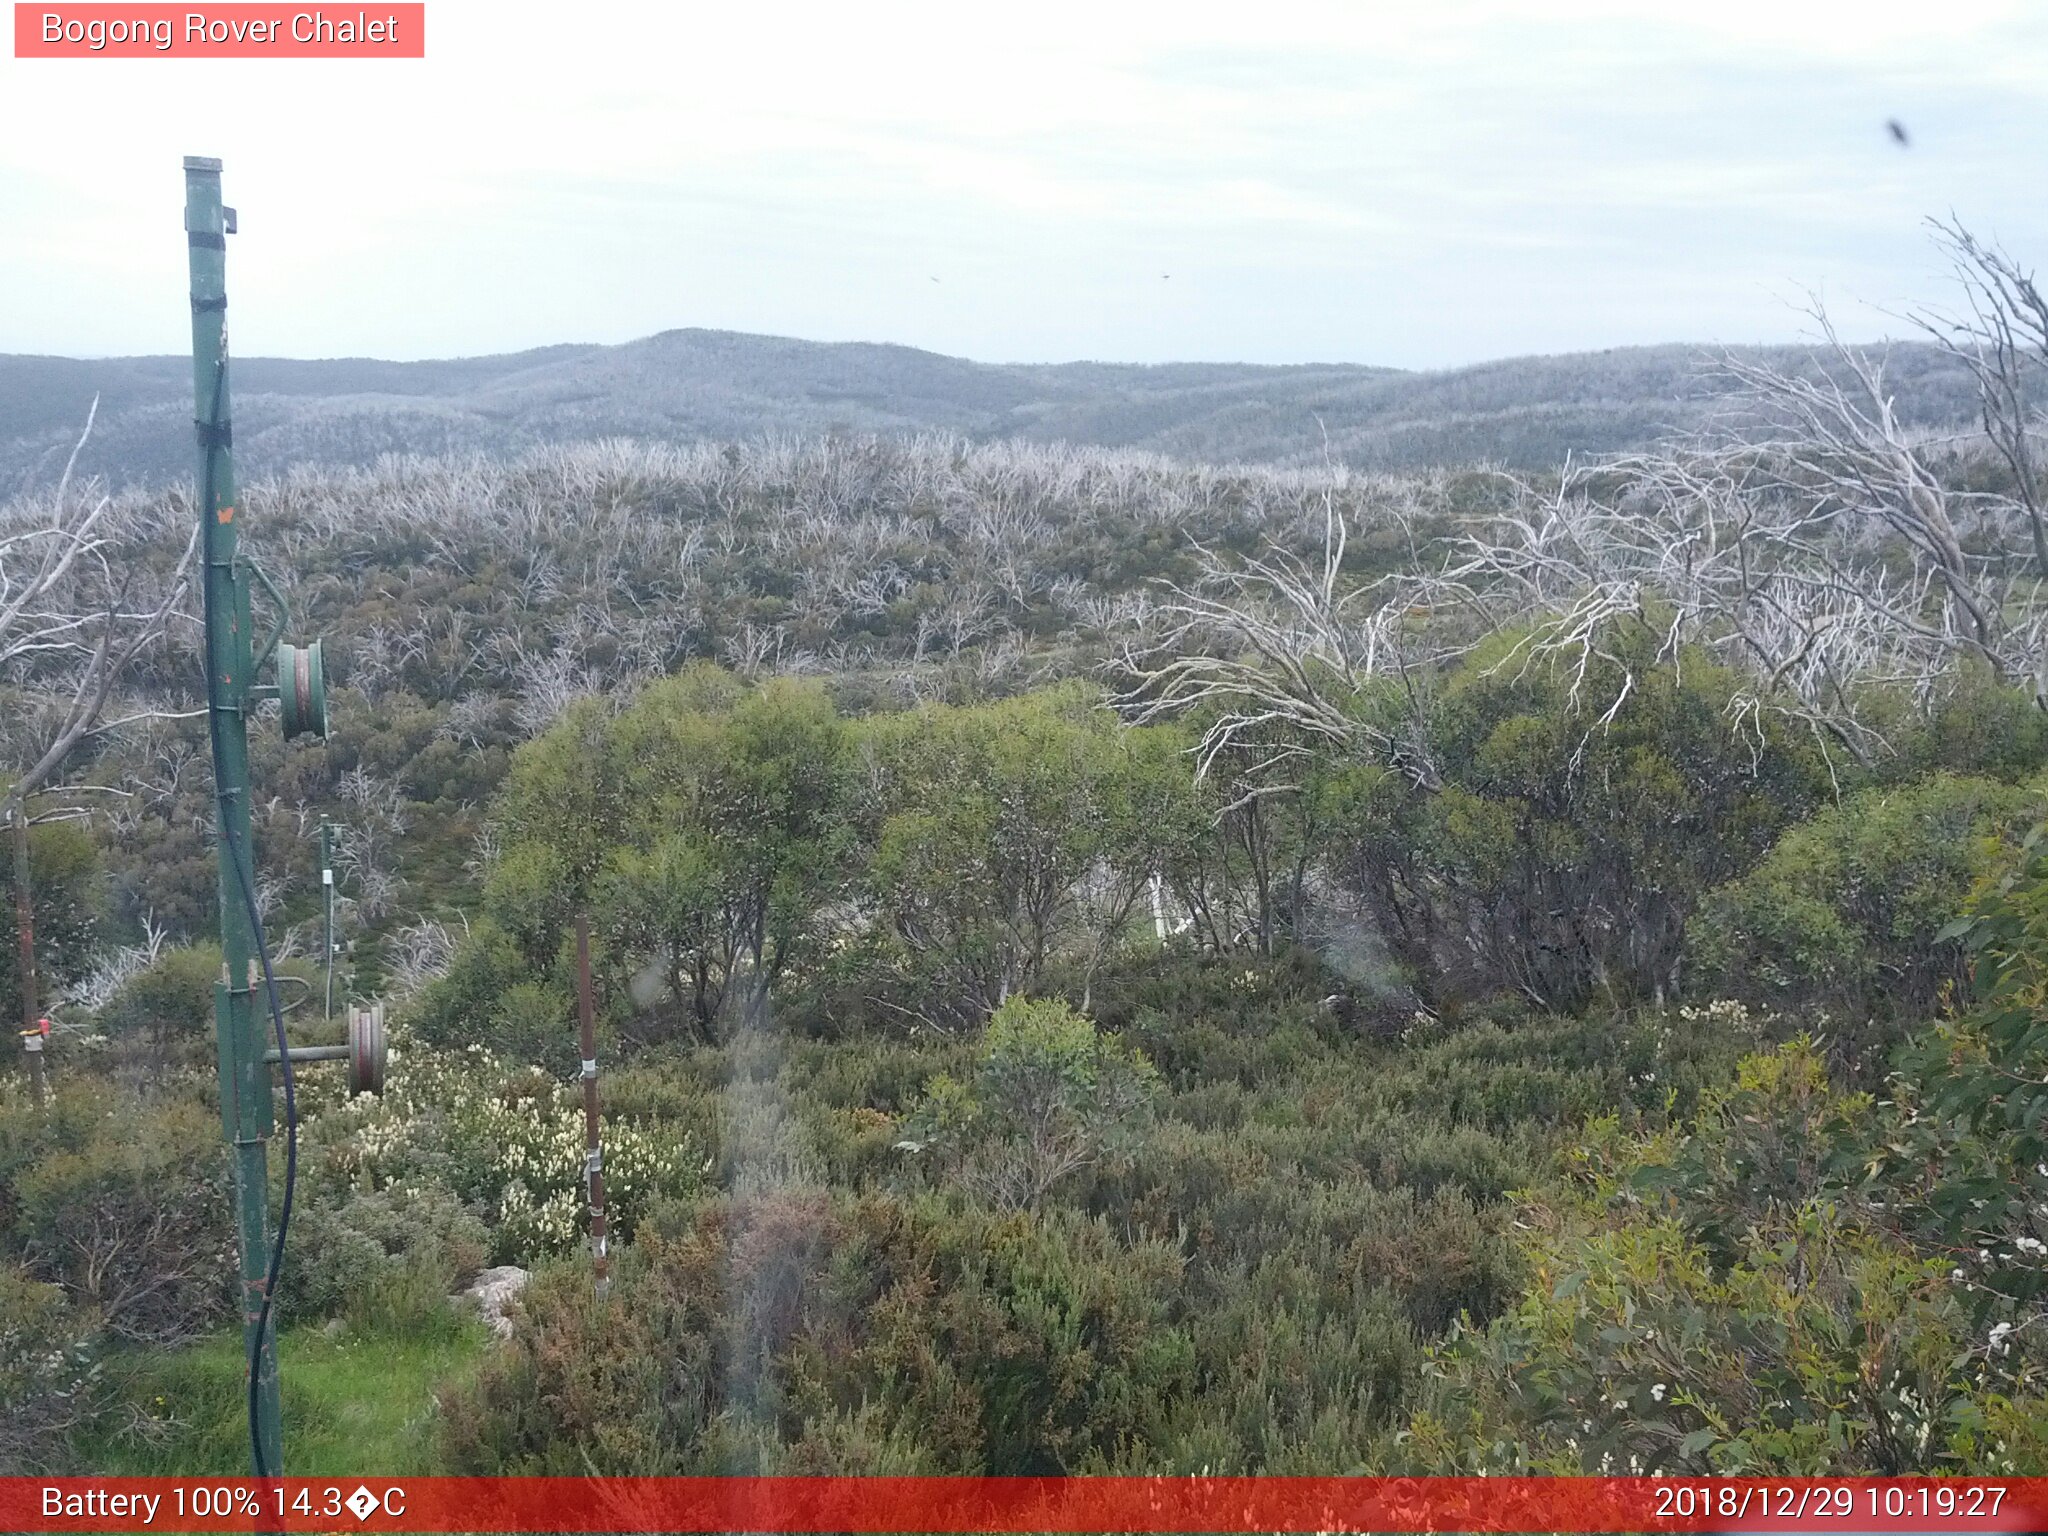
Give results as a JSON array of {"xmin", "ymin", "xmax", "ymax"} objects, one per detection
[
  {"xmin": 0, "ymin": 331, "xmax": 1981, "ymax": 490},
  {"xmin": 4, "ymin": 303, "xmax": 2047, "ymax": 1478}
]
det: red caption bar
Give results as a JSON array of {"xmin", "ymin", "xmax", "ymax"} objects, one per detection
[
  {"xmin": 14, "ymin": 3, "xmax": 423, "ymax": 56},
  {"xmin": 6, "ymin": 1477, "xmax": 2048, "ymax": 1533}
]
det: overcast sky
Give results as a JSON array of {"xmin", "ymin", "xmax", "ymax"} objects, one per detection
[{"xmin": 3, "ymin": 0, "xmax": 2046, "ymax": 369}]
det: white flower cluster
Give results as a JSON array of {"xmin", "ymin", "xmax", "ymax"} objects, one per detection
[
  {"xmin": 309, "ymin": 1034, "xmax": 700, "ymax": 1261},
  {"xmin": 1675, "ymin": 998, "xmax": 1761, "ymax": 1033}
]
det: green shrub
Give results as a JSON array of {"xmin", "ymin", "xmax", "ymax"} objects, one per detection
[
  {"xmin": 441, "ymin": 1187, "xmax": 1200, "ymax": 1476},
  {"xmin": 0, "ymin": 1264, "xmax": 99, "ymax": 1474},
  {"xmin": 485, "ymin": 978, "xmax": 579, "ymax": 1077},
  {"xmin": 1405, "ymin": 1043, "xmax": 2048, "ymax": 1475},
  {"xmin": 1325, "ymin": 630, "xmax": 1825, "ymax": 1011},
  {"xmin": 844, "ymin": 1197, "xmax": 1196, "ymax": 1474},
  {"xmin": 1884, "ymin": 668, "xmax": 2048, "ymax": 783},
  {"xmin": 1, "ymin": 1080, "xmax": 230, "ymax": 1346},
  {"xmin": 1090, "ymin": 950, "xmax": 1341, "ymax": 1090},
  {"xmin": 439, "ymin": 1190, "xmax": 808, "ymax": 1475},
  {"xmin": 95, "ymin": 943, "xmax": 221, "ymax": 1065},
  {"xmin": 284, "ymin": 1183, "xmax": 489, "ymax": 1332},
  {"xmin": 1865, "ymin": 827, "xmax": 2048, "ymax": 1325},
  {"xmin": 856, "ymin": 688, "xmax": 1199, "ymax": 1027},
  {"xmin": 1689, "ymin": 774, "xmax": 2044, "ymax": 1051},
  {"xmin": 0, "ymin": 1076, "xmax": 116, "ymax": 1237},
  {"xmin": 592, "ymin": 672, "xmax": 855, "ymax": 1041},
  {"xmin": 1150, "ymin": 1263, "xmax": 1417, "ymax": 1472},
  {"xmin": 407, "ymin": 918, "xmax": 536, "ymax": 1055},
  {"xmin": 1, "ymin": 818, "xmax": 103, "ymax": 1036},
  {"xmin": 898, "ymin": 997, "xmax": 1160, "ymax": 1210}
]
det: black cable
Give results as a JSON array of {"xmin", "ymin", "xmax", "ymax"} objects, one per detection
[{"xmin": 199, "ymin": 357, "xmax": 298, "ymax": 1479}]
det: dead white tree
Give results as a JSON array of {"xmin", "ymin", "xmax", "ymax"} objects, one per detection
[
  {"xmin": 1118, "ymin": 229, "xmax": 2048, "ymax": 793},
  {"xmin": 1913, "ymin": 217, "xmax": 2048, "ymax": 577},
  {"xmin": 1, "ymin": 402, "xmax": 199, "ymax": 825},
  {"xmin": 509, "ymin": 644, "xmax": 603, "ymax": 734},
  {"xmin": 386, "ymin": 914, "xmax": 465, "ymax": 998},
  {"xmin": 63, "ymin": 912, "xmax": 170, "ymax": 1015},
  {"xmin": 1452, "ymin": 296, "xmax": 2048, "ymax": 767},
  {"xmin": 4, "ymin": 409, "xmax": 197, "ymax": 1064},
  {"xmin": 333, "ymin": 767, "xmax": 410, "ymax": 922},
  {"xmin": 1114, "ymin": 485, "xmax": 1443, "ymax": 794}
]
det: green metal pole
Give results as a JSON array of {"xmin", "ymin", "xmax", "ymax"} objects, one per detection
[
  {"xmin": 185, "ymin": 154, "xmax": 283, "ymax": 1475},
  {"xmin": 320, "ymin": 817, "xmax": 334, "ymax": 1021}
]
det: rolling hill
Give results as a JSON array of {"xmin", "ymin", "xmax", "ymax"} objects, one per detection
[{"xmin": 0, "ymin": 327, "xmax": 1980, "ymax": 490}]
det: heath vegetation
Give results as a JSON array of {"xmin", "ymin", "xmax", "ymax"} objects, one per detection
[{"xmin": 5, "ymin": 226, "xmax": 2048, "ymax": 1473}]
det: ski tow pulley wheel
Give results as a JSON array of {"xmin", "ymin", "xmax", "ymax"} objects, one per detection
[
  {"xmin": 277, "ymin": 639, "xmax": 328, "ymax": 740},
  {"xmin": 347, "ymin": 1002, "xmax": 386, "ymax": 1097}
]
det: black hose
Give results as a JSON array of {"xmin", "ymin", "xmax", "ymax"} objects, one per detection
[{"xmin": 199, "ymin": 358, "xmax": 298, "ymax": 1479}]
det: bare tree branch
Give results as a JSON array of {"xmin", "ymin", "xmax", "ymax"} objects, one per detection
[{"xmin": 1, "ymin": 407, "xmax": 200, "ymax": 823}]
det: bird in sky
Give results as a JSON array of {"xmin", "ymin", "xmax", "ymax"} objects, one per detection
[{"xmin": 1887, "ymin": 118, "xmax": 1911, "ymax": 147}]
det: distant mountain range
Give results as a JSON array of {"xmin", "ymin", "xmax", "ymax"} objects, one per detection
[{"xmin": 0, "ymin": 328, "xmax": 1982, "ymax": 490}]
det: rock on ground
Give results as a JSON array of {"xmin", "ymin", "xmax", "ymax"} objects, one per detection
[{"xmin": 452, "ymin": 1265, "xmax": 530, "ymax": 1340}]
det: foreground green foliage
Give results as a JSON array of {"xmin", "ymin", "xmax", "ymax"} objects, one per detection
[
  {"xmin": 434, "ymin": 971, "xmax": 1746, "ymax": 1475},
  {"xmin": 1408, "ymin": 845, "xmax": 2048, "ymax": 1476},
  {"xmin": 1409, "ymin": 1042, "xmax": 2046, "ymax": 1473},
  {"xmin": 0, "ymin": 1079, "xmax": 230, "ymax": 1348},
  {"xmin": 0, "ymin": 1264, "xmax": 98, "ymax": 1474},
  {"xmin": 1881, "ymin": 828, "xmax": 2048, "ymax": 1324},
  {"xmin": 0, "ymin": 1078, "xmax": 233, "ymax": 1471}
]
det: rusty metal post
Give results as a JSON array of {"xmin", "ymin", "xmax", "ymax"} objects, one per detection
[
  {"xmin": 11, "ymin": 810, "xmax": 45, "ymax": 1103},
  {"xmin": 575, "ymin": 911, "xmax": 609, "ymax": 1300}
]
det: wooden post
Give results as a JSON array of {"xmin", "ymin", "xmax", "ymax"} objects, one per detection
[
  {"xmin": 11, "ymin": 810, "xmax": 45, "ymax": 1103},
  {"xmin": 575, "ymin": 911, "xmax": 609, "ymax": 1300}
]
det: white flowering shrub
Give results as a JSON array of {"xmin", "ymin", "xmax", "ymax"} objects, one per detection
[
  {"xmin": 304, "ymin": 1033, "xmax": 703, "ymax": 1265},
  {"xmin": 1672, "ymin": 997, "xmax": 1762, "ymax": 1034},
  {"xmin": 1649, "ymin": 997, "xmax": 1768, "ymax": 1086}
]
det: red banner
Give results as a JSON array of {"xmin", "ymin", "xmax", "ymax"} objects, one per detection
[
  {"xmin": 13, "ymin": 4, "xmax": 424, "ymax": 58},
  {"xmin": 6, "ymin": 1477, "xmax": 2048, "ymax": 1533}
]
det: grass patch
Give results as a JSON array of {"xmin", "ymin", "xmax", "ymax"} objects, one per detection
[{"xmin": 82, "ymin": 1319, "xmax": 489, "ymax": 1476}]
